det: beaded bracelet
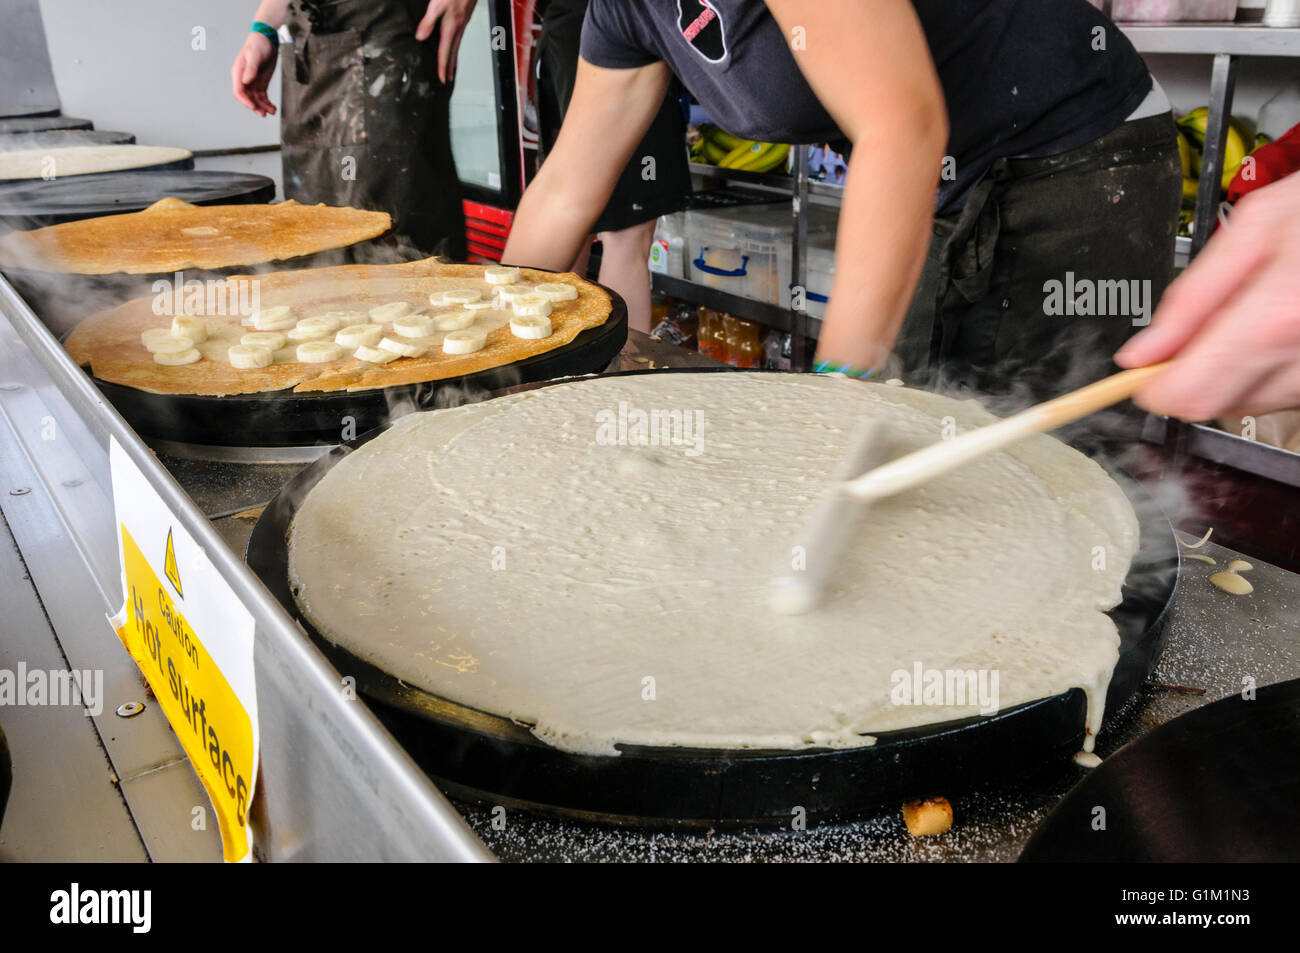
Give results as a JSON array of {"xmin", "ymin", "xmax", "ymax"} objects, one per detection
[
  {"xmin": 251, "ymin": 21, "xmax": 280, "ymax": 46},
  {"xmin": 812, "ymin": 359, "xmax": 877, "ymax": 379}
]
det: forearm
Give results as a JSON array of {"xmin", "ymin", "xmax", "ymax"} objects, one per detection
[
  {"xmin": 251, "ymin": 0, "xmax": 290, "ymax": 29},
  {"xmin": 813, "ymin": 124, "xmax": 944, "ymax": 370},
  {"xmin": 502, "ymin": 163, "xmax": 607, "ymax": 271}
]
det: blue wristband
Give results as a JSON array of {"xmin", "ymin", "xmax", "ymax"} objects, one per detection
[
  {"xmin": 251, "ymin": 21, "xmax": 280, "ymax": 46},
  {"xmin": 813, "ymin": 360, "xmax": 877, "ymax": 379}
]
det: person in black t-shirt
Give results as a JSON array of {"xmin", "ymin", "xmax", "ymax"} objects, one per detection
[{"xmin": 502, "ymin": 0, "xmax": 1182, "ymax": 404}]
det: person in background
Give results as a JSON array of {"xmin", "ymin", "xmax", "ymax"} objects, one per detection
[
  {"xmin": 501, "ymin": 0, "xmax": 1182, "ymax": 406},
  {"xmin": 534, "ymin": 0, "xmax": 691, "ymax": 333},
  {"xmin": 231, "ymin": 0, "xmax": 477, "ymax": 259},
  {"xmin": 1119, "ymin": 170, "xmax": 1300, "ymax": 420}
]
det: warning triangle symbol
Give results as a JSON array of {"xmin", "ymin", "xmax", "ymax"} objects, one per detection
[{"xmin": 164, "ymin": 527, "xmax": 183, "ymax": 598}]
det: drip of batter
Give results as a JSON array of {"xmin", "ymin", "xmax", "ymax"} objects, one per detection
[{"xmin": 289, "ymin": 373, "xmax": 1139, "ymax": 756}]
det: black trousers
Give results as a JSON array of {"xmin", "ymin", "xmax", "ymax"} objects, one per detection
[
  {"xmin": 894, "ymin": 113, "xmax": 1183, "ymax": 408},
  {"xmin": 281, "ymin": 0, "xmax": 467, "ymax": 260}
]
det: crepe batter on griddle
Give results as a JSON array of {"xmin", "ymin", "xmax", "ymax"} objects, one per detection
[{"xmin": 288, "ymin": 373, "xmax": 1139, "ymax": 756}]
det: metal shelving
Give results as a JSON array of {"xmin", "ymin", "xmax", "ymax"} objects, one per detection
[{"xmin": 1122, "ymin": 23, "xmax": 1300, "ymax": 55}]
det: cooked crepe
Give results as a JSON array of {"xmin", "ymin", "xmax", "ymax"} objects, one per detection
[
  {"xmin": 0, "ymin": 198, "xmax": 391, "ymax": 274},
  {"xmin": 0, "ymin": 144, "xmax": 192, "ymax": 181},
  {"xmin": 287, "ymin": 373, "xmax": 1140, "ymax": 756},
  {"xmin": 64, "ymin": 258, "xmax": 612, "ymax": 395}
]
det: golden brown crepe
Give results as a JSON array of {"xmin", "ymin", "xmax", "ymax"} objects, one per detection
[
  {"xmin": 0, "ymin": 198, "xmax": 391, "ymax": 275},
  {"xmin": 64, "ymin": 258, "xmax": 614, "ymax": 395}
]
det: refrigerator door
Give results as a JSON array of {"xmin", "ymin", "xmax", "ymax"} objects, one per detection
[{"xmin": 450, "ymin": 0, "xmax": 523, "ymax": 207}]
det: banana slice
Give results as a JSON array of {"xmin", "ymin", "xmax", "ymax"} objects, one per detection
[
  {"xmin": 153, "ymin": 347, "xmax": 201, "ymax": 366},
  {"xmin": 511, "ymin": 294, "xmax": 553, "ymax": 318},
  {"xmin": 335, "ymin": 324, "xmax": 384, "ymax": 348},
  {"xmin": 495, "ymin": 283, "xmax": 533, "ymax": 305},
  {"xmin": 378, "ymin": 336, "xmax": 427, "ymax": 358},
  {"xmin": 147, "ymin": 336, "xmax": 196, "ymax": 356},
  {"xmin": 355, "ymin": 344, "xmax": 399, "ymax": 364},
  {"xmin": 534, "ymin": 282, "xmax": 579, "ymax": 302},
  {"xmin": 171, "ymin": 315, "xmax": 208, "ymax": 342},
  {"xmin": 510, "ymin": 315, "xmax": 553, "ymax": 340},
  {"xmin": 296, "ymin": 341, "xmax": 344, "ymax": 364},
  {"xmin": 392, "ymin": 313, "xmax": 436, "ymax": 338},
  {"xmin": 241, "ymin": 331, "xmax": 288, "ymax": 350},
  {"xmin": 431, "ymin": 310, "xmax": 477, "ymax": 331},
  {"xmin": 440, "ymin": 288, "xmax": 483, "ymax": 305},
  {"xmin": 251, "ymin": 306, "xmax": 295, "ymax": 331},
  {"xmin": 484, "ymin": 265, "xmax": 520, "ymax": 285},
  {"xmin": 142, "ymin": 328, "xmax": 189, "ymax": 351},
  {"xmin": 369, "ymin": 301, "xmax": 412, "ymax": 323},
  {"xmin": 443, "ymin": 328, "xmax": 487, "ymax": 354},
  {"xmin": 461, "ymin": 299, "xmax": 496, "ymax": 312},
  {"xmin": 288, "ymin": 315, "xmax": 342, "ymax": 341},
  {"xmin": 228, "ymin": 344, "xmax": 273, "ymax": 369}
]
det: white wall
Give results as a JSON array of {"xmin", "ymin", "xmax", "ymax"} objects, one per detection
[
  {"xmin": 37, "ymin": 0, "xmax": 283, "ymax": 193},
  {"xmin": 1149, "ymin": 53, "xmax": 1300, "ymax": 131}
]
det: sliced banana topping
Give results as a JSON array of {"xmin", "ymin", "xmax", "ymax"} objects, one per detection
[
  {"xmin": 495, "ymin": 283, "xmax": 533, "ymax": 305},
  {"xmin": 511, "ymin": 293, "xmax": 553, "ymax": 318},
  {"xmin": 369, "ymin": 301, "xmax": 412, "ymax": 323},
  {"xmin": 440, "ymin": 288, "xmax": 483, "ymax": 305},
  {"xmin": 461, "ymin": 299, "xmax": 496, "ymax": 312},
  {"xmin": 335, "ymin": 324, "xmax": 384, "ymax": 349},
  {"xmin": 510, "ymin": 315, "xmax": 553, "ymax": 340},
  {"xmin": 442, "ymin": 328, "xmax": 487, "ymax": 354},
  {"xmin": 241, "ymin": 331, "xmax": 288, "ymax": 350},
  {"xmin": 484, "ymin": 265, "xmax": 520, "ymax": 285},
  {"xmin": 392, "ymin": 313, "xmax": 436, "ymax": 338},
  {"xmin": 534, "ymin": 282, "xmax": 579, "ymax": 302},
  {"xmin": 355, "ymin": 344, "xmax": 399, "ymax": 364},
  {"xmin": 171, "ymin": 315, "xmax": 208, "ymax": 343},
  {"xmin": 153, "ymin": 347, "xmax": 201, "ymax": 366},
  {"xmin": 146, "ymin": 336, "xmax": 196, "ymax": 355},
  {"xmin": 378, "ymin": 336, "xmax": 427, "ymax": 358},
  {"xmin": 251, "ymin": 306, "xmax": 296, "ymax": 331},
  {"xmin": 288, "ymin": 315, "xmax": 342, "ymax": 341},
  {"xmin": 296, "ymin": 341, "xmax": 344, "ymax": 364},
  {"xmin": 228, "ymin": 344, "xmax": 273, "ymax": 369},
  {"xmin": 142, "ymin": 328, "xmax": 188, "ymax": 351},
  {"xmin": 431, "ymin": 310, "xmax": 477, "ymax": 331}
]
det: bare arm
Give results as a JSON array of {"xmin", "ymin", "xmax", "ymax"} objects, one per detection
[
  {"xmin": 231, "ymin": 0, "xmax": 290, "ymax": 116},
  {"xmin": 502, "ymin": 58, "xmax": 672, "ymax": 272},
  {"xmin": 764, "ymin": 0, "xmax": 948, "ymax": 371},
  {"xmin": 1116, "ymin": 172, "xmax": 1300, "ymax": 418}
]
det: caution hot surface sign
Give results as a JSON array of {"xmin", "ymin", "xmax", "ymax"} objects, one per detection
[{"xmin": 109, "ymin": 439, "xmax": 259, "ymax": 862}]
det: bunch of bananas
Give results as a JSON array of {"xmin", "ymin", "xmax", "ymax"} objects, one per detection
[
  {"xmin": 691, "ymin": 124, "xmax": 791, "ymax": 174},
  {"xmin": 1177, "ymin": 106, "xmax": 1269, "ymax": 208}
]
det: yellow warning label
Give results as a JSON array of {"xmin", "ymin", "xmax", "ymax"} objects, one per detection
[
  {"xmin": 164, "ymin": 527, "xmax": 183, "ymax": 598},
  {"xmin": 115, "ymin": 525, "xmax": 253, "ymax": 862}
]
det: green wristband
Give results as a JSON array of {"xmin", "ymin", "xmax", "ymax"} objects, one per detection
[
  {"xmin": 251, "ymin": 21, "xmax": 280, "ymax": 46},
  {"xmin": 813, "ymin": 360, "xmax": 877, "ymax": 379}
]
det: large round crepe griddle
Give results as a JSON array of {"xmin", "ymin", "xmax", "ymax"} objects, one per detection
[
  {"xmin": 93, "ymin": 281, "xmax": 627, "ymax": 447},
  {"xmin": 245, "ymin": 369, "xmax": 1180, "ymax": 826},
  {"xmin": 0, "ymin": 130, "xmax": 136, "ymax": 152},
  {"xmin": 0, "ymin": 116, "xmax": 92, "ymax": 135},
  {"xmin": 0, "ymin": 150, "xmax": 194, "ymax": 185},
  {"xmin": 1020, "ymin": 678, "xmax": 1300, "ymax": 862},
  {"xmin": 0, "ymin": 169, "xmax": 274, "ymax": 228}
]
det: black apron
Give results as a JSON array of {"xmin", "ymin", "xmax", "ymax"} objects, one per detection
[
  {"xmin": 894, "ymin": 113, "xmax": 1182, "ymax": 409},
  {"xmin": 281, "ymin": 0, "xmax": 467, "ymax": 260}
]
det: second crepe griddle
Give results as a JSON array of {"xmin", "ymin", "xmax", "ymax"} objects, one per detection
[{"xmin": 245, "ymin": 370, "xmax": 1180, "ymax": 826}]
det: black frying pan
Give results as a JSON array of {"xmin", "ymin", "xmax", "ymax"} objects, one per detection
[{"xmin": 245, "ymin": 369, "xmax": 1179, "ymax": 826}]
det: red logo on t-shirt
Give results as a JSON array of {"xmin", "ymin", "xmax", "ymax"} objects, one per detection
[{"xmin": 677, "ymin": 0, "xmax": 727, "ymax": 64}]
